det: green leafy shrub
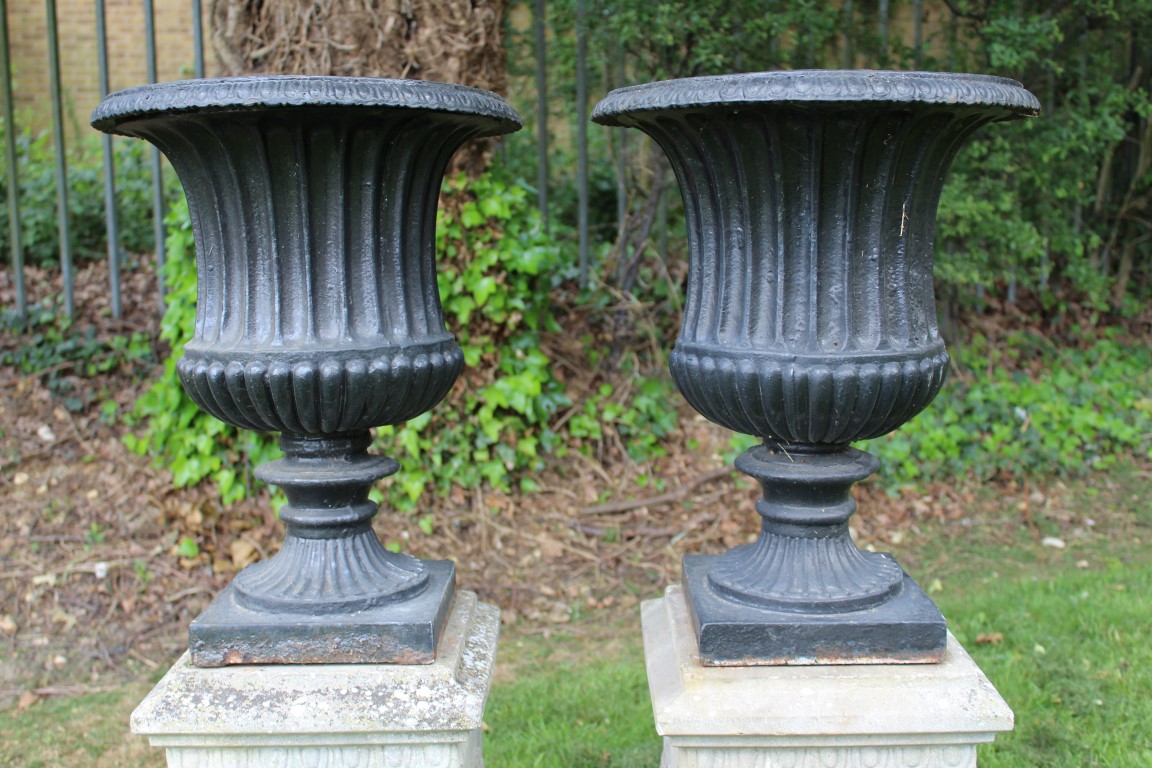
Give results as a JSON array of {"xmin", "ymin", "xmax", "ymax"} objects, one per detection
[
  {"xmin": 0, "ymin": 124, "xmax": 168, "ymax": 266},
  {"xmin": 566, "ymin": 376, "xmax": 679, "ymax": 464},
  {"xmin": 127, "ymin": 172, "xmax": 680, "ymax": 508},
  {"xmin": 0, "ymin": 298, "xmax": 153, "ymax": 411},
  {"xmin": 122, "ymin": 196, "xmax": 279, "ymax": 504},
  {"xmin": 860, "ymin": 335, "xmax": 1152, "ymax": 488},
  {"xmin": 375, "ymin": 173, "xmax": 570, "ymax": 504}
]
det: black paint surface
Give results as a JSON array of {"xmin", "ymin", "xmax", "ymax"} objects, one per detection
[
  {"xmin": 93, "ymin": 77, "xmax": 521, "ymax": 665},
  {"xmin": 595, "ymin": 70, "xmax": 1037, "ymax": 663}
]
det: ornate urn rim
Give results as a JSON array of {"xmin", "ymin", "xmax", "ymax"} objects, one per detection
[
  {"xmin": 92, "ymin": 75, "xmax": 522, "ymax": 135},
  {"xmin": 592, "ymin": 69, "xmax": 1040, "ymax": 124}
]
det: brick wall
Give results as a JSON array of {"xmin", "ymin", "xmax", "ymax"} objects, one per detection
[{"xmin": 6, "ymin": 0, "xmax": 219, "ymax": 140}]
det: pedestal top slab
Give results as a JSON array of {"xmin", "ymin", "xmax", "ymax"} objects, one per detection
[
  {"xmin": 133, "ymin": 591, "xmax": 497, "ymax": 737},
  {"xmin": 645, "ymin": 586, "xmax": 1013, "ymax": 740}
]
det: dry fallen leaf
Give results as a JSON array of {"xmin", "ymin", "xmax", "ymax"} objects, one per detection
[
  {"xmin": 976, "ymin": 632, "xmax": 1005, "ymax": 645},
  {"xmin": 538, "ymin": 536, "xmax": 564, "ymax": 559},
  {"xmin": 51, "ymin": 608, "xmax": 78, "ymax": 632},
  {"xmin": 183, "ymin": 505, "xmax": 204, "ymax": 527},
  {"xmin": 230, "ymin": 539, "xmax": 259, "ymax": 571},
  {"xmin": 17, "ymin": 690, "xmax": 39, "ymax": 709},
  {"xmin": 0, "ymin": 614, "xmax": 17, "ymax": 635}
]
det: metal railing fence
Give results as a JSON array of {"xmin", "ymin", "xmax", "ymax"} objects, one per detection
[
  {"xmin": 1, "ymin": 0, "xmax": 963, "ymax": 325},
  {"xmin": 1, "ymin": 0, "xmax": 205, "ymax": 322},
  {"xmin": 0, "ymin": 0, "xmax": 23, "ymax": 319}
]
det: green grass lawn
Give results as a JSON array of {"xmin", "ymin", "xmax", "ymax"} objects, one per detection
[
  {"xmin": 482, "ymin": 560, "xmax": 1152, "ymax": 768},
  {"xmin": 946, "ymin": 562, "xmax": 1152, "ymax": 767},
  {"xmin": 3, "ymin": 469, "xmax": 1149, "ymax": 767},
  {"xmin": 485, "ymin": 641, "xmax": 660, "ymax": 768},
  {"xmin": 0, "ymin": 683, "xmax": 161, "ymax": 768}
]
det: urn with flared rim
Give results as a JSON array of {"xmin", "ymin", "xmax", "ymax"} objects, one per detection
[
  {"xmin": 594, "ymin": 70, "xmax": 1038, "ymax": 665},
  {"xmin": 93, "ymin": 75, "xmax": 521, "ymax": 666}
]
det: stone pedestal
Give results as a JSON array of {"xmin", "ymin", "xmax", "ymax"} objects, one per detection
[
  {"xmin": 132, "ymin": 591, "xmax": 498, "ymax": 768},
  {"xmin": 644, "ymin": 586, "xmax": 1013, "ymax": 768}
]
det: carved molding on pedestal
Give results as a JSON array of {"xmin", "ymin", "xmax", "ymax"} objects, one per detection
[
  {"xmin": 664, "ymin": 744, "xmax": 974, "ymax": 768},
  {"xmin": 165, "ymin": 742, "xmax": 475, "ymax": 768}
]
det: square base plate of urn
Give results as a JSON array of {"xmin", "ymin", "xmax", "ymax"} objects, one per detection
[
  {"xmin": 189, "ymin": 560, "xmax": 456, "ymax": 666},
  {"xmin": 682, "ymin": 554, "xmax": 946, "ymax": 666}
]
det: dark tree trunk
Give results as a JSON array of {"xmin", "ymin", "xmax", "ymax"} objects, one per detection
[{"xmin": 210, "ymin": 0, "xmax": 507, "ymax": 175}]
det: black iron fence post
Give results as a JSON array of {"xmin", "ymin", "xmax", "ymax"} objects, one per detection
[
  {"xmin": 144, "ymin": 0, "xmax": 166, "ymax": 303},
  {"xmin": 45, "ymin": 0, "xmax": 73, "ymax": 317},
  {"xmin": 0, "ymin": 0, "xmax": 23, "ymax": 321},
  {"xmin": 192, "ymin": 0, "xmax": 205, "ymax": 79},
  {"xmin": 533, "ymin": 0, "xmax": 548, "ymax": 229},
  {"xmin": 96, "ymin": 0, "xmax": 122, "ymax": 319},
  {"xmin": 575, "ymin": 0, "xmax": 589, "ymax": 288}
]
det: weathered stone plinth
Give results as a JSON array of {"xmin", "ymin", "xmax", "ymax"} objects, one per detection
[
  {"xmin": 645, "ymin": 586, "xmax": 1013, "ymax": 768},
  {"xmin": 133, "ymin": 591, "xmax": 498, "ymax": 768}
]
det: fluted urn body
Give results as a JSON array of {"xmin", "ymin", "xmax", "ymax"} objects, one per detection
[
  {"xmin": 595, "ymin": 71, "xmax": 1038, "ymax": 665},
  {"xmin": 93, "ymin": 77, "xmax": 520, "ymax": 665}
]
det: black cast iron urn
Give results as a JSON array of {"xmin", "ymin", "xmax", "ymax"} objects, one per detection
[
  {"xmin": 594, "ymin": 70, "xmax": 1038, "ymax": 665},
  {"xmin": 93, "ymin": 77, "xmax": 521, "ymax": 666}
]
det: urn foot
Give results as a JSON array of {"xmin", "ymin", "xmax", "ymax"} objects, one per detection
[
  {"xmin": 684, "ymin": 444, "xmax": 945, "ymax": 665},
  {"xmin": 188, "ymin": 432, "xmax": 456, "ymax": 666},
  {"xmin": 709, "ymin": 446, "xmax": 904, "ymax": 611},
  {"xmin": 189, "ymin": 560, "xmax": 456, "ymax": 666},
  {"xmin": 683, "ymin": 554, "xmax": 945, "ymax": 665}
]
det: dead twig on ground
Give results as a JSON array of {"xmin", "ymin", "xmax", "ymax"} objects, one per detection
[{"xmin": 580, "ymin": 467, "xmax": 733, "ymax": 516}]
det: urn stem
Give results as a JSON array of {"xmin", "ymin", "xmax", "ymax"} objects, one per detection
[
  {"xmin": 228, "ymin": 432, "xmax": 428, "ymax": 615},
  {"xmin": 704, "ymin": 444, "xmax": 903, "ymax": 614}
]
